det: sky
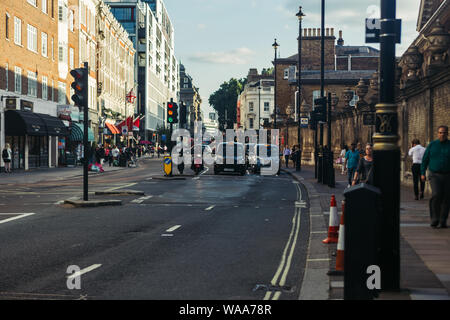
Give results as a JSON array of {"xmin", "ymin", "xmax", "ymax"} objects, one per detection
[{"xmin": 163, "ymin": 0, "xmax": 423, "ymax": 116}]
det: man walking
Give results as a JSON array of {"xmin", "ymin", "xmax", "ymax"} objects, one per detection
[
  {"xmin": 409, "ymin": 139, "xmax": 426, "ymax": 200},
  {"xmin": 283, "ymin": 146, "xmax": 291, "ymax": 168},
  {"xmin": 345, "ymin": 143, "xmax": 360, "ymax": 188},
  {"xmin": 421, "ymin": 126, "xmax": 450, "ymax": 229}
]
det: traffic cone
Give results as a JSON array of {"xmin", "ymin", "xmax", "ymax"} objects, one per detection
[
  {"xmin": 335, "ymin": 201, "xmax": 345, "ymax": 272},
  {"xmin": 322, "ymin": 195, "xmax": 339, "ymax": 244}
]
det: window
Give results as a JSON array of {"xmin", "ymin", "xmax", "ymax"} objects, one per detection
[
  {"xmin": 58, "ymin": 81, "xmax": 66, "ymax": 104},
  {"xmin": 284, "ymin": 68, "xmax": 289, "ymax": 80},
  {"xmin": 28, "ymin": 71, "xmax": 37, "ymax": 97},
  {"xmin": 5, "ymin": 13, "xmax": 10, "ymax": 40},
  {"xmin": 27, "ymin": 24, "xmax": 38, "ymax": 52},
  {"xmin": 42, "ymin": 76, "xmax": 48, "ymax": 100},
  {"xmin": 249, "ymin": 102, "xmax": 254, "ymax": 112},
  {"xmin": 58, "ymin": 44, "xmax": 67, "ymax": 63},
  {"xmin": 41, "ymin": 32, "xmax": 48, "ymax": 57},
  {"xmin": 264, "ymin": 102, "xmax": 270, "ymax": 112},
  {"xmin": 5, "ymin": 63, "xmax": 8, "ymax": 91},
  {"xmin": 51, "ymin": 37, "xmax": 54, "ymax": 60},
  {"xmin": 27, "ymin": 0, "xmax": 37, "ymax": 7},
  {"xmin": 42, "ymin": 0, "xmax": 48, "ymax": 14},
  {"xmin": 14, "ymin": 67, "xmax": 22, "ymax": 94},
  {"xmin": 14, "ymin": 17, "xmax": 22, "ymax": 45},
  {"xmin": 249, "ymin": 118, "xmax": 254, "ymax": 129},
  {"xmin": 69, "ymin": 47, "xmax": 74, "ymax": 69},
  {"xmin": 69, "ymin": 10, "xmax": 74, "ymax": 32},
  {"xmin": 184, "ymin": 77, "xmax": 188, "ymax": 83}
]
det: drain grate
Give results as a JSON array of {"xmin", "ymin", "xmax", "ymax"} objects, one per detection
[{"xmin": 253, "ymin": 284, "xmax": 294, "ymax": 293}]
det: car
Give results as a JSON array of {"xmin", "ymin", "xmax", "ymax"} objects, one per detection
[
  {"xmin": 213, "ymin": 142, "xmax": 247, "ymax": 176},
  {"xmin": 248, "ymin": 144, "xmax": 281, "ymax": 175}
]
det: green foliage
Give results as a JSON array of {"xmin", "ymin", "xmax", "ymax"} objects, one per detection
[
  {"xmin": 261, "ymin": 67, "xmax": 274, "ymax": 76},
  {"xmin": 209, "ymin": 78, "xmax": 247, "ymax": 131}
]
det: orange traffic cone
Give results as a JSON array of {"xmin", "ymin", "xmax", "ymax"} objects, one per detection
[
  {"xmin": 335, "ymin": 201, "xmax": 345, "ymax": 272},
  {"xmin": 322, "ymin": 195, "xmax": 339, "ymax": 244}
]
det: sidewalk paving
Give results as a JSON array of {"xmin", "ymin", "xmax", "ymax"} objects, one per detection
[
  {"xmin": 0, "ymin": 155, "xmax": 161, "ymax": 185},
  {"xmin": 283, "ymin": 164, "xmax": 450, "ymax": 300}
]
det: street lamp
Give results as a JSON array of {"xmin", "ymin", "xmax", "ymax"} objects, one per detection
[
  {"xmin": 296, "ymin": 6, "xmax": 305, "ymax": 172},
  {"xmin": 272, "ymin": 39, "xmax": 279, "ymax": 130},
  {"xmin": 258, "ymin": 82, "xmax": 262, "ymax": 131}
]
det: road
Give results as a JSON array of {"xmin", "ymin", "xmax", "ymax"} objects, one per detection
[{"xmin": 0, "ymin": 158, "xmax": 309, "ymax": 300}]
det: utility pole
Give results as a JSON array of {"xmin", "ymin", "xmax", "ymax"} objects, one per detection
[
  {"xmin": 296, "ymin": 6, "xmax": 305, "ymax": 172},
  {"xmin": 318, "ymin": 0, "xmax": 326, "ymax": 184}
]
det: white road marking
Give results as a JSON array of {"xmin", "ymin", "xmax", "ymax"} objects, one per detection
[
  {"xmin": 205, "ymin": 205, "xmax": 215, "ymax": 211},
  {"xmin": 193, "ymin": 177, "xmax": 200, "ymax": 180},
  {"xmin": 161, "ymin": 234, "xmax": 174, "ymax": 237},
  {"xmin": 307, "ymin": 258, "xmax": 331, "ymax": 262},
  {"xmin": 67, "ymin": 264, "xmax": 102, "ymax": 279},
  {"xmin": 105, "ymin": 183, "xmax": 137, "ymax": 192},
  {"xmin": 166, "ymin": 225, "xmax": 181, "ymax": 233},
  {"xmin": 0, "ymin": 213, "xmax": 35, "ymax": 225}
]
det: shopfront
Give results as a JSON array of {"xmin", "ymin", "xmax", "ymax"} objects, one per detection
[{"xmin": 5, "ymin": 110, "xmax": 68, "ymax": 170}]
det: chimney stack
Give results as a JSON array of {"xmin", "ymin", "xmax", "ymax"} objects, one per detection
[{"xmin": 337, "ymin": 30, "xmax": 344, "ymax": 46}]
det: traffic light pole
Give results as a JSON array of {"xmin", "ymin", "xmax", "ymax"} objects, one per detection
[
  {"xmin": 83, "ymin": 62, "xmax": 89, "ymax": 202},
  {"xmin": 317, "ymin": 0, "xmax": 325, "ymax": 184}
]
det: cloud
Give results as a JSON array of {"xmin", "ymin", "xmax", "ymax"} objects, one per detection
[
  {"xmin": 189, "ymin": 47, "xmax": 255, "ymax": 65},
  {"xmin": 197, "ymin": 23, "xmax": 206, "ymax": 30}
]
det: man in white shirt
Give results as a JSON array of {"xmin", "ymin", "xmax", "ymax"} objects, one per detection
[{"xmin": 408, "ymin": 139, "xmax": 426, "ymax": 200}]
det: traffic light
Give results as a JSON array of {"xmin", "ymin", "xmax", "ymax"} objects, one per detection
[
  {"xmin": 167, "ymin": 102, "xmax": 179, "ymax": 124},
  {"xmin": 70, "ymin": 68, "xmax": 88, "ymax": 107},
  {"xmin": 313, "ymin": 96, "xmax": 327, "ymax": 122},
  {"xmin": 179, "ymin": 102, "xmax": 187, "ymax": 127}
]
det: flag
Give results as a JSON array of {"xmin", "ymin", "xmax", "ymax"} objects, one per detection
[
  {"xmin": 133, "ymin": 117, "xmax": 140, "ymax": 131},
  {"xmin": 116, "ymin": 119, "xmax": 127, "ymax": 130},
  {"xmin": 126, "ymin": 116, "xmax": 133, "ymax": 131}
]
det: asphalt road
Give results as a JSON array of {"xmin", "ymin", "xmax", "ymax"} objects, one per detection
[{"xmin": 0, "ymin": 158, "xmax": 309, "ymax": 300}]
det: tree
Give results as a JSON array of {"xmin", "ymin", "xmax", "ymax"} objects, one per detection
[{"xmin": 209, "ymin": 78, "xmax": 246, "ymax": 131}]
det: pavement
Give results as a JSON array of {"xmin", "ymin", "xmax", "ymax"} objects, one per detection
[
  {"xmin": 0, "ymin": 155, "xmax": 163, "ymax": 185},
  {"xmin": 283, "ymin": 163, "xmax": 450, "ymax": 300}
]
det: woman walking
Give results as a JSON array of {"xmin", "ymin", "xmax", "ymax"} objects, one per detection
[
  {"xmin": 352, "ymin": 143, "xmax": 374, "ymax": 186},
  {"xmin": 2, "ymin": 143, "xmax": 12, "ymax": 173}
]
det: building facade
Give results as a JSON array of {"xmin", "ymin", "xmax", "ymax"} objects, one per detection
[
  {"xmin": 238, "ymin": 69, "xmax": 274, "ymax": 130},
  {"xmin": 107, "ymin": 0, "xmax": 179, "ymax": 141},
  {"xmin": 273, "ymin": 28, "xmax": 379, "ymax": 160},
  {"xmin": 0, "ymin": 0, "xmax": 68, "ymax": 170},
  {"xmin": 179, "ymin": 63, "xmax": 202, "ymax": 132},
  {"xmin": 96, "ymin": 0, "xmax": 135, "ymax": 146}
]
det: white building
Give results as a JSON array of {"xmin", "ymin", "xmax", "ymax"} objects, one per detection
[{"xmin": 238, "ymin": 78, "xmax": 275, "ymax": 130}]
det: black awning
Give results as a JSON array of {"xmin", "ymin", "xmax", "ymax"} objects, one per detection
[
  {"xmin": 35, "ymin": 113, "xmax": 69, "ymax": 136},
  {"xmin": 5, "ymin": 110, "xmax": 47, "ymax": 136}
]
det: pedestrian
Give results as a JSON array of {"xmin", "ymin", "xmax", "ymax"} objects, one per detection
[
  {"xmin": 408, "ymin": 139, "xmax": 426, "ymax": 200},
  {"xmin": 283, "ymin": 145, "xmax": 291, "ymax": 168},
  {"xmin": 339, "ymin": 145, "xmax": 349, "ymax": 175},
  {"xmin": 2, "ymin": 143, "xmax": 12, "ymax": 173},
  {"xmin": 99, "ymin": 144, "xmax": 106, "ymax": 166},
  {"xmin": 345, "ymin": 143, "xmax": 360, "ymax": 187},
  {"xmin": 352, "ymin": 143, "xmax": 374, "ymax": 186},
  {"xmin": 105, "ymin": 146, "xmax": 112, "ymax": 167},
  {"xmin": 356, "ymin": 142, "xmax": 365, "ymax": 159},
  {"xmin": 421, "ymin": 125, "xmax": 450, "ymax": 229},
  {"xmin": 157, "ymin": 145, "xmax": 161, "ymax": 158}
]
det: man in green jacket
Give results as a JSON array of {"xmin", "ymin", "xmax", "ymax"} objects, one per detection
[{"xmin": 421, "ymin": 125, "xmax": 450, "ymax": 228}]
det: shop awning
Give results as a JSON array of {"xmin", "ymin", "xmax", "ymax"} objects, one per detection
[
  {"xmin": 70, "ymin": 123, "xmax": 95, "ymax": 142},
  {"xmin": 5, "ymin": 110, "xmax": 47, "ymax": 136},
  {"xmin": 105, "ymin": 122, "xmax": 120, "ymax": 134},
  {"xmin": 35, "ymin": 113, "xmax": 69, "ymax": 136}
]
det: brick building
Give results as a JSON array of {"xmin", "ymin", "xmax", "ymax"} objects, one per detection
[
  {"xmin": 0, "ymin": 0, "xmax": 67, "ymax": 170},
  {"xmin": 272, "ymin": 28, "xmax": 379, "ymax": 161}
]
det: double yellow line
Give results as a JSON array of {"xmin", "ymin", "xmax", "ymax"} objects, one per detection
[{"xmin": 264, "ymin": 192, "xmax": 302, "ymax": 300}]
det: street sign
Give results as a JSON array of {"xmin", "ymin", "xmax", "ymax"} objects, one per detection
[
  {"xmin": 164, "ymin": 156, "xmax": 172, "ymax": 176},
  {"xmin": 122, "ymin": 126, "xmax": 128, "ymax": 136},
  {"xmin": 300, "ymin": 117, "xmax": 309, "ymax": 128},
  {"xmin": 365, "ymin": 18, "xmax": 401, "ymax": 44}
]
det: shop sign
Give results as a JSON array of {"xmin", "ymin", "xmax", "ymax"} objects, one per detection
[
  {"xmin": 20, "ymin": 100, "xmax": 34, "ymax": 112},
  {"xmin": 5, "ymin": 98, "xmax": 17, "ymax": 110},
  {"xmin": 57, "ymin": 105, "xmax": 71, "ymax": 117}
]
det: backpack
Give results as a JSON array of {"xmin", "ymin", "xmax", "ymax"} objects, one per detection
[{"xmin": 2, "ymin": 149, "xmax": 8, "ymax": 160}]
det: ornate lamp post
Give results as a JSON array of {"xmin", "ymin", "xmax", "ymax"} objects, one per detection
[
  {"xmin": 296, "ymin": 6, "xmax": 305, "ymax": 172},
  {"xmin": 272, "ymin": 39, "xmax": 279, "ymax": 130}
]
